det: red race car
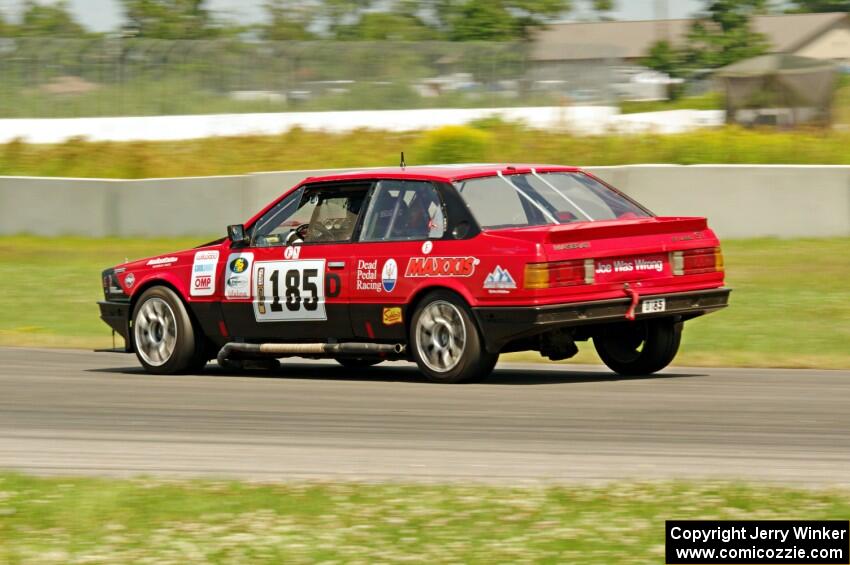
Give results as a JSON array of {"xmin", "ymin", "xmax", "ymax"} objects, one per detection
[{"xmin": 99, "ymin": 164, "xmax": 730, "ymax": 383}]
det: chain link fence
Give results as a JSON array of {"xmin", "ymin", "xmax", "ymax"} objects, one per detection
[{"xmin": 0, "ymin": 38, "xmax": 621, "ymax": 118}]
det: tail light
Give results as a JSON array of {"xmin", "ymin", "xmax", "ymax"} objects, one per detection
[
  {"xmin": 525, "ymin": 259, "xmax": 595, "ymax": 289},
  {"xmin": 671, "ymin": 247, "xmax": 724, "ymax": 276}
]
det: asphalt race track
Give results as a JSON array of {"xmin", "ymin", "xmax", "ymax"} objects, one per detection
[{"xmin": 1, "ymin": 347, "xmax": 848, "ymax": 485}]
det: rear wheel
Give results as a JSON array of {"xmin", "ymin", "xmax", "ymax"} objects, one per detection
[
  {"xmin": 593, "ymin": 319, "xmax": 682, "ymax": 376},
  {"xmin": 132, "ymin": 286, "xmax": 207, "ymax": 374},
  {"xmin": 410, "ymin": 291, "xmax": 498, "ymax": 383}
]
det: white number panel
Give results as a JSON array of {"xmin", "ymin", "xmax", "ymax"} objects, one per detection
[{"xmin": 253, "ymin": 260, "xmax": 327, "ymax": 322}]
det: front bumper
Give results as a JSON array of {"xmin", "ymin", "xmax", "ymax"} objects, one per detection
[
  {"xmin": 98, "ymin": 300, "xmax": 132, "ymax": 350},
  {"xmin": 472, "ymin": 287, "xmax": 731, "ymax": 353}
]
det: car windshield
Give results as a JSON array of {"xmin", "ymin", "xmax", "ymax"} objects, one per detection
[{"xmin": 454, "ymin": 172, "xmax": 651, "ymax": 230}]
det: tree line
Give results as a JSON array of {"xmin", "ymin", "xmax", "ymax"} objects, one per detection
[
  {"xmin": 0, "ymin": 0, "xmax": 845, "ymax": 69},
  {"xmin": 0, "ymin": 0, "xmax": 616, "ymax": 41}
]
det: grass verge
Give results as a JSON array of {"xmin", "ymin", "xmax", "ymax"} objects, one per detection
[
  {"xmin": 1, "ymin": 236, "xmax": 848, "ymax": 369},
  {"xmin": 6, "ymin": 124, "xmax": 850, "ymax": 179},
  {"xmin": 0, "ymin": 473, "xmax": 849, "ymax": 564}
]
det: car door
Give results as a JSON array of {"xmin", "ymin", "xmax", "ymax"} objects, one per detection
[
  {"xmin": 347, "ymin": 180, "xmax": 451, "ymax": 341},
  {"xmin": 221, "ymin": 182, "xmax": 371, "ymax": 341}
]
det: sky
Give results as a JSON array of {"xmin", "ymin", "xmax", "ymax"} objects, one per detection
[{"xmin": 0, "ymin": 0, "xmax": 707, "ymax": 32}]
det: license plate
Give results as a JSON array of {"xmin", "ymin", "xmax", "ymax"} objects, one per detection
[{"xmin": 641, "ymin": 298, "xmax": 666, "ymax": 314}]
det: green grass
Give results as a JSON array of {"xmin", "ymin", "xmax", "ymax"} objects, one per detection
[
  {"xmin": 1, "ymin": 236, "xmax": 848, "ymax": 369},
  {"xmin": 0, "ymin": 473, "xmax": 848, "ymax": 564},
  {"xmin": 7, "ymin": 124, "xmax": 850, "ymax": 179}
]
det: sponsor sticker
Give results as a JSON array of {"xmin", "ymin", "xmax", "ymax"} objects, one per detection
[
  {"xmin": 593, "ymin": 254, "xmax": 668, "ymax": 283},
  {"xmin": 382, "ymin": 307, "xmax": 403, "ymax": 326},
  {"xmin": 124, "ymin": 272, "xmax": 135, "ymax": 288},
  {"xmin": 381, "ymin": 259, "xmax": 398, "ymax": 293},
  {"xmin": 225, "ymin": 252, "xmax": 253, "ymax": 299},
  {"xmin": 284, "ymin": 246, "xmax": 301, "ymax": 260},
  {"xmin": 190, "ymin": 250, "xmax": 219, "ymax": 296},
  {"xmin": 146, "ymin": 256, "xmax": 178, "ymax": 268},
  {"xmin": 553, "ymin": 242, "xmax": 590, "ymax": 251},
  {"xmin": 356, "ymin": 259, "xmax": 381, "ymax": 292},
  {"xmin": 405, "ymin": 256, "xmax": 479, "ymax": 278},
  {"xmin": 421, "ymin": 240, "xmax": 433, "ymax": 255},
  {"xmin": 253, "ymin": 259, "xmax": 327, "ymax": 322},
  {"xmin": 483, "ymin": 265, "xmax": 516, "ymax": 292}
]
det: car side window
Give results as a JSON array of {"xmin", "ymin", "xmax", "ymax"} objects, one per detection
[
  {"xmin": 360, "ymin": 181, "xmax": 446, "ymax": 242},
  {"xmin": 251, "ymin": 184, "xmax": 369, "ymax": 247}
]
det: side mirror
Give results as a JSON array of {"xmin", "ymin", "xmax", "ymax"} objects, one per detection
[{"xmin": 227, "ymin": 224, "xmax": 249, "ymax": 245}]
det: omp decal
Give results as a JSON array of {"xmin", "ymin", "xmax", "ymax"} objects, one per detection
[
  {"xmin": 382, "ymin": 307, "xmax": 403, "ymax": 326},
  {"xmin": 190, "ymin": 250, "xmax": 219, "ymax": 297},
  {"xmin": 146, "ymin": 257, "xmax": 178, "ymax": 267},
  {"xmin": 405, "ymin": 256, "xmax": 479, "ymax": 278},
  {"xmin": 253, "ymin": 259, "xmax": 327, "ymax": 322},
  {"xmin": 225, "ymin": 252, "xmax": 253, "ymax": 299},
  {"xmin": 484, "ymin": 266, "xmax": 516, "ymax": 290},
  {"xmin": 381, "ymin": 259, "xmax": 398, "ymax": 293}
]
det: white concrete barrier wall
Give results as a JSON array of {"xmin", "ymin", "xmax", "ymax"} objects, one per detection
[{"xmin": 1, "ymin": 165, "xmax": 848, "ymax": 239}]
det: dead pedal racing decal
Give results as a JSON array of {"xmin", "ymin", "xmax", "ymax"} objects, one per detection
[
  {"xmin": 190, "ymin": 250, "xmax": 219, "ymax": 296},
  {"xmin": 357, "ymin": 259, "xmax": 398, "ymax": 293},
  {"xmin": 483, "ymin": 265, "xmax": 516, "ymax": 293},
  {"xmin": 225, "ymin": 252, "xmax": 253, "ymax": 299},
  {"xmin": 405, "ymin": 256, "xmax": 479, "ymax": 278},
  {"xmin": 382, "ymin": 307, "xmax": 403, "ymax": 326},
  {"xmin": 253, "ymin": 259, "xmax": 327, "ymax": 322}
]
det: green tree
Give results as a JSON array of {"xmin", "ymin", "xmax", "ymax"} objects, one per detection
[
  {"xmin": 591, "ymin": 0, "xmax": 615, "ymax": 19},
  {"xmin": 334, "ymin": 12, "xmax": 440, "ymax": 40},
  {"xmin": 789, "ymin": 0, "xmax": 850, "ymax": 11},
  {"xmin": 435, "ymin": 0, "xmax": 572, "ymax": 41},
  {"xmin": 0, "ymin": 12, "xmax": 13, "ymax": 36},
  {"xmin": 16, "ymin": 0, "xmax": 87, "ymax": 37},
  {"xmin": 262, "ymin": 0, "xmax": 316, "ymax": 40},
  {"xmin": 643, "ymin": 40, "xmax": 684, "ymax": 77},
  {"xmin": 684, "ymin": 0, "xmax": 770, "ymax": 70},
  {"xmin": 121, "ymin": 0, "xmax": 228, "ymax": 39}
]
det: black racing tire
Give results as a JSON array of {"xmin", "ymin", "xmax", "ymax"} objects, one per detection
[
  {"xmin": 131, "ymin": 286, "xmax": 208, "ymax": 374},
  {"xmin": 593, "ymin": 319, "xmax": 682, "ymax": 376},
  {"xmin": 334, "ymin": 358, "xmax": 383, "ymax": 370},
  {"xmin": 409, "ymin": 290, "xmax": 498, "ymax": 383}
]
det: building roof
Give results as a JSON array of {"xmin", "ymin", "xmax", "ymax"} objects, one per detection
[
  {"xmin": 531, "ymin": 12, "xmax": 849, "ymax": 61},
  {"xmin": 302, "ymin": 164, "xmax": 582, "ymax": 184}
]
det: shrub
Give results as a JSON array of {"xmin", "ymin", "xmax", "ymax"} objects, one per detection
[{"xmin": 415, "ymin": 125, "xmax": 492, "ymax": 165}]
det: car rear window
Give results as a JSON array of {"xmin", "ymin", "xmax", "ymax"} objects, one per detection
[{"xmin": 455, "ymin": 172, "xmax": 650, "ymax": 230}]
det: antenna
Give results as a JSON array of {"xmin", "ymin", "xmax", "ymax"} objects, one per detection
[{"xmin": 400, "ymin": 152, "xmax": 406, "ymax": 170}]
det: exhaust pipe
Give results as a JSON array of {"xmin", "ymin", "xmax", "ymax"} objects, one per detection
[{"xmin": 217, "ymin": 342, "xmax": 405, "ymax": 366}]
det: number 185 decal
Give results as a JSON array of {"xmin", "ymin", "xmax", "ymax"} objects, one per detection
[{"xmin": 253, "ymin": 260, "xmax": 326, "ymax": 322}]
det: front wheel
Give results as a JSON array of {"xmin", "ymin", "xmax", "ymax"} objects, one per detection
[
  {"xmin": 410, "ymin": 291, "xmax": 498, "ymax": 383},
  {"xmin": 593, "ymin": 319, "xmax": 682, "ymax": 376},
  {"xmin": 132, "ymin": 286, "xmax": 207, "ymax": 374}
]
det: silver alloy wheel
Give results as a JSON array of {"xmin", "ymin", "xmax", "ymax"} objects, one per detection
[
  {"xmin": 134, "ymin": 297, "xmax": 178, "ymax": 367},
  {"xmin": 415, "ymin": 300, "xmax": 467, "ymax": 373}
]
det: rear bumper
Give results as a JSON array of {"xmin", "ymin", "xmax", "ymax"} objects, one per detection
[
  {"xmin": 98, "ymin": 300, "xmax": 132, "ymax": 351},
  {"xmin": 472, "ymin": 287, "xmax": 731, "ymax": 353}
]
